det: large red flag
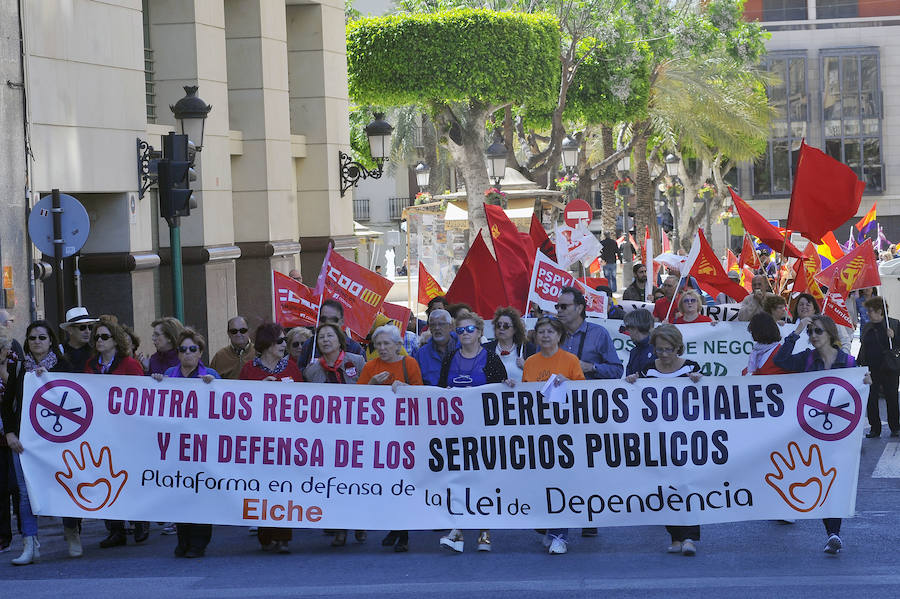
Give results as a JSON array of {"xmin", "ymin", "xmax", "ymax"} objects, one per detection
[
  {"xmin": 417, "ymin": 261, "xmax": 444, "ymax": 306},
  {"xmin": 485, "ymin": 204, "xmax": 532, "ymax": 313},
  {"xmin": 738, "ymin": 234, "xmax": 761, "ymax": 270},
  {"xmin": 791, "ymin": 244, "xmax": 825, "ymax": 304},
  {"xmin": 317, "ymin": 249, "xmax": 393, "ymax": 337},
  {"xmin": 379, "ymin": 302, "xmax": 412, "ymax": 334},
  {"xmin": 823, "ymin": 291, "xmax": 854, "ymax": 328},
  {"xmin": 445, "ymin": 233, "xmax": 509, "ymax": 319},
  {"xmin": 787, "ymin": 140, "xmax": 865, "ymax": 244},
  {"xmin": 730, "ymin": 188, "xmax": 802, "ymax": 259},
  {"xmin": 814, "ymin": 238, "xmax": 880, "ymax": 296},
  {"xmin": 688, "ymin": 229, "xmax": 749, "ymax": 301},
  {"xmin": 530, "ymin": 213, "xmax": 556, "ymax": 261},
  {"xmin": 273, "ymin": 271, "xmax": 320, "ymax": 327}
]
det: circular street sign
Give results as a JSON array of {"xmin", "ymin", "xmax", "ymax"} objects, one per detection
[
  {"xmin": 564, "ymin": 199, "xmax": 593, "ymax": 228},
  {"xmin": 796, "ymin": 376, "xmax": 862, "ymax": 442},
  {"xmin": 29, "ymin": 379, "xmax": 94, "ymax": 444},
  {"xmin": 28, "ymin": 193, "xmax": 91, "ymax": 258}
]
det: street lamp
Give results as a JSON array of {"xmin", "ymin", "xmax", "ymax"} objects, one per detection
[
  {"xmin": 339, "ymin": 112, "xmax": 394, "ymax": 196},
  {"xmin": 617, "ymin": 154, "xmax": 631, "ymax": 174},
  {"xmin": 561, "ymin": 134, "xmax": 579, "ymax": 173},
  {"xmin": 664, "ymin": 153, "xmax": 680, "ymax": 177},
  {"xmin": 170, "ymin": 85, "xmax": 212, "ymax": 151},
  {"xmin": 414, "ymin": 161, "xmax": 431, "ymax": 190},
  {"xmin": 485, "ymin": 129, "xmax": 507, "ymax": 187},
  {"xmin": 664, "ymin": 153, "xmax": 682, "ymax": 246}
]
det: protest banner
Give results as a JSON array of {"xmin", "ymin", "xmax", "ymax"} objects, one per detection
[
  {"xmin": 273, "ymin": 272, "xmax": 319, "ymax": 327},
  {"xmin": 527, "ymin": 253, "xmax": 606, "ymax": 318},
  {"xmin": 314, "ymin": 247, "xmax": 393, "ymax": 337},
  {"xmin": 20, "ymin": 371, "xmax": 866, "ymax": 528},
  {"xmin": 619, "ymin": 300, "xmax": 743, "ymax": 323}
]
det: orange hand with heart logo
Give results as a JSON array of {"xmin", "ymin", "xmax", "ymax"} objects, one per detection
[
  {"xmin": 765, "ymin": 442, "xmax": 836, "ymax": 512},
  {"xmin": 55, "ymin": 442, "xmax": 128, "ymax": 511}
]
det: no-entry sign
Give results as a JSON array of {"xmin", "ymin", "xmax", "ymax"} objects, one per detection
[{"xmin": 564, "ymin": 199, "xmax": 592, "ymax": 228}]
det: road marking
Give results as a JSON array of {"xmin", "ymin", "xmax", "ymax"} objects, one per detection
[{"xmin": 872, "ymin": 442, "xmax": 900, "ymax": 478}]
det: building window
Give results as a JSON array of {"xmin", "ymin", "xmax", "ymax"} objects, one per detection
[
  {"xmin": 817, "ymin": 0, "xmax": 858, "ymax": 19},
  {"xmin": 752, "ymin": 52, "xmax": 808, "ymax": 197},
  {"xmin": 142, "ymin": 0, "xmax": 155, "ymax": 123},
  {"xmin": 762, "ymin": 0, "xmax": 807, "ymax": 21},
  {"xmin": 821, "ymin": 47, "xmax": 882, "ymax": 192}
]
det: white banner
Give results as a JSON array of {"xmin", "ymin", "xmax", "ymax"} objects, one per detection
[
  {"xmin": 20, "ymin": 371, "xmax": 865, "ymax": 529},
  {"xmin": 619, "ymin": 300, "xmax": 743, "ymax": 323}
]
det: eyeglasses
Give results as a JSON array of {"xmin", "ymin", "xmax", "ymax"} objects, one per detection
[
  {"xmin": 275, "ymin": 337, "xmax": 287, "ymax": 344},
  {"xmin": 807, "ymin": 327, "xmax": 826, "ymax": 336},
  {"xmin": 495, "ymin": 322, "xmax": 512, "ymax": 330},
  {"xmin": 655, "ymin": 346, "xmax": 677, "ymax": 354},
  {"xmin": 456, "ymin": 325, "xmax": 478, "ymax": 335},
  {"xmin": 555, "ymin": 303, "xmax": 574, "ymax": 311},
  {"xmin": 619, "ymin": 325, "xmax": 635, "ymax": 334},
  {"xmin": 320, "ymin": 317, "xmax": 341, "ymax": 324},
  {"xmin": 178, "ymin": 345, "xmax": 199, "ymax": 354},
  {"xmin": 292, "ymin": 341, "xmax": 302, "ymax": 348},
  {"xmin": 228, "ymin": 327, "xmax": 248, "ymax": 335},
  {"xmin": 682, "ymin": 298, "xmax": 698, "ymax": 304},
  {"xmin": 27, "ymin": 335, "xmax": 48, "ymax": 341},
  {"xmin": 93, "ymin": 333, "xmax": 113, "ymax": 342}
]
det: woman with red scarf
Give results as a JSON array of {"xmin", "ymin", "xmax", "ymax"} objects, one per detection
[{"xmin": 303, "ymin": 322, "xmax": 367, "ymax": 547}]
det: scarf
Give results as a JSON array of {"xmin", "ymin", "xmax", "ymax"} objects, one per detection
[
  {"xmin": 24, "ymin": 351, "xmax": 58, "ymax": 373},
  {"xmin": 746, "ymin": 341, "xmax": 780, "ymax": 375},
  {"xmin": 319, "ymin": 351, "xmax": 346, "ymax": 384},
  {"xmin": 253, "ymin": 355, "xmax": 289, "ymax": 375}
]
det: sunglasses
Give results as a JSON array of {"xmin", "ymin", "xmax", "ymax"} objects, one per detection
[
  {"xmin": 276, "ymin": 337, "xmax": 288, "ymax": 344},
  {"xmin": 228, "ymin": 327, "xmax": 249, "ymax": 335},
  {"xmin": 178, "ymin": 345, "xmax": 199, "ymax": 354},
  {"xmin": 292, "ymin": 341, "xmax": 302, "ymax": 348},
  {"xmin": 555, "ymin": 303, "xmax": 573, "ymax": 311},
  {"xmin": 682, "ymin": 298, "xmax": 698, "ymax": 304},
  {"xmin": 28, "ymin": 335, "xmax": 49, "ymax": 341},
  {"xmin": 320, "ymin": 317, "xmax": 341, "ymax": 324},
  {"xmin": 93, "ymin": 333, "xmax": 113, "ymax": 341},
  {"xmin": 456, "ymin": 325, "xmax": 478, "ymax": 335},
  {"xmin": 807, "ymin": 327, "xmax": 826, "ymax": 336},
  {"xmin": 75, "ymin": 324, "xmax": 91, "ymax": 331},
  {"xmin": 495, "ymin": 322, "xmax": 512, "ymax": 330}
]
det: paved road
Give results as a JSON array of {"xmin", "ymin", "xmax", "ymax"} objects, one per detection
[{"xmin": 4, "ymin": 435, "xmax": 900, "ymax": 598}]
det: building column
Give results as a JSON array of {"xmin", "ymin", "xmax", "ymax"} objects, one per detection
[
  {"xmin": 225, "ymin": 0, "xmax": 300, "ymax": 322},
  {"xmin": 287, "ymin": 0, "xmax": 357, "ymax": 277}
]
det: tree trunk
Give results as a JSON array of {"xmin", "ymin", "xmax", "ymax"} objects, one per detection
[
  {"xmin": 421, "ymin": 114, "xmax": 448, "ymax": 195},
  {"xmin": 599, "ymin": 125, "xmax": 617, "ymax": 235},
  {"xmin": 633, "ymin": 128, "xmax": 652, "ymax": 243}
]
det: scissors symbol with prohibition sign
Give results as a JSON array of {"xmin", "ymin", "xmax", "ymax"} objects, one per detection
[
  {"xmin": 40, "ymin": 391, "xmax": 81, "ymax": 433},
  {"xmin": 806, "ymin": 389, "xmax": 850, "ymax": 431}
]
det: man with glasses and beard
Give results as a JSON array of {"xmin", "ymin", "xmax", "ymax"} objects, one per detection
[
  {"xmin": 622, "ymin": 264, "xmax": 649, "ymax": 301},
  {"xmin": 210, "ymin": 316, "xmax": 257, "ymax": 379},
  {"xmin": 296, "ymin": 299, "xmax": 364, "ymax": 366}
]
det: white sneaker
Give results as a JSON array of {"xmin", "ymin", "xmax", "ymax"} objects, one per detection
[
  {"xmin": 64, "ymin": 528, "xmax": 83, "ymax": 558},
  {"xmin": 439, "ymin": 529, "xmax": 464, "ymax": 553},
  {"xmin": 824, "ymin": 534, "xmax": 842, "ymax": 554},
  {"xmin": 161, "ymin": 523, "xmax": 177, "ymax": 535},
  {"xmin": 667, "ymin": 541, "xmax": 682, "ymax": 553},
  {"xmin": 681, "ymin": 539, "xmax": 696, "ymax": 556},
  {"xmin": 548, "ymin": 535, "xmax": 567, "ymax": 554}
]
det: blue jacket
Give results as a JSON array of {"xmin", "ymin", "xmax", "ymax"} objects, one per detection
[
  {"xmin": 164, "ymin": 363, "xmax": 221, "ymax": 379},
  {"xmin": 773, "ymin": 332, "xmax": 855, "ymax": 372},
  {"xmin": 561, "ymin": 320, "xmax": 624, "ymax": 379},
  {"xmin": 414, "ymin": 337, "xmax": 459, "ymax": 386},
  {"xmin": 626, "ymin": 336, "xmax": 656, "ymax": 377}
]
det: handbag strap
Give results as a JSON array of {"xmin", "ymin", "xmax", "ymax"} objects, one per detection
[{"xmin": 401, "ymin": 357, "xmax": 409, "ymax": 383}]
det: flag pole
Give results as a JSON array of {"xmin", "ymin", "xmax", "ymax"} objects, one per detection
[
  {"xmin": 663, "ymin": 273, "xmax": 685, "ymax": 323},
  {"xmin": 775, "ymin": 227, "xmax": 790, "ymax": 292},
  {"xmin": 308, "ymin": 291, "xmax": 326, "ymax": 366}
]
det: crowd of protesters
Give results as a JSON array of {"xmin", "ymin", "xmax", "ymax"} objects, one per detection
[{"xmin": 0, "ymin": 242, "xmax": 891, "ymax": 564}]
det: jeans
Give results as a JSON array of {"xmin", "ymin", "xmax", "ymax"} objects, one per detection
[
  {"xmin": 823, "ymin": 518, "xmax": 841, "ymax": 536},
  {"xmin": 867, "ymin": 371, "xmax": 900, "ymax": 434},
  {"xmin": 603, "ymin": 264, "xmax": 617, "ymax": 292},
  {"xmin": 12, "ymin": 452, "xmax": 38, "ymax": 537},
  {"xmin": 0, "ymin": 446, "xmax": 21, "ymax": 541}
]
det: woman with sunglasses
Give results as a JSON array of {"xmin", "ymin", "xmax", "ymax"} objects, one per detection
[
  {"xmin": 286, "ymin": 327, "xmax": 313, "ymax": 364},
  {"xmin": 84, "ymin": 317, "xmax": 147, "ymax": 549},
  {"xmin": 672, "ymin": 289, "xmax": 712, "ymax": 324},
  {"xmin": 303, "ymin": 322, "xmax": 366, "ymax": 548},
  {"xmin": 143, "ymin": 317, "xmax": 184, "ymax": 375},
  {"xmin": 521, "ymin": 316, "xmax": 585, "ymax": 554},
  {"xmin": 239, "ymin": 323, "xmax": 302, "ymax": 553},
  {"xmin": 2, "ymin": 321, "xmax": 82, "ymax": 564},
  {"xmin": 774, "ymin": 314, "xmax": 870, "ymax": 555},
  {"xmin": 436, "ymin": 311, "xmax": 509, "ymax": 554},
  {"xmin": 484, "ymin": 307, "xmax": 535, "ymax": 382},
  {"xmin": 150, "ymin": 328, "xmax": 219, "ymax": 557},
  {"xmin": 625, "ymin": 325, "xmax": 703, "ymax": 556}
]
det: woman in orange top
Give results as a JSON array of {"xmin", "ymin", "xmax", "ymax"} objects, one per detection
[
  {"xmin": 521, "ymin": 316, "xmax": 583, "ymax": 556},
  {"xmin": 357, "ymin": 324, "xmax": 421, "ymax": 552},
  {"xmin": 358, "ymin": 324, "xmax": 422, "ymax": 390}
]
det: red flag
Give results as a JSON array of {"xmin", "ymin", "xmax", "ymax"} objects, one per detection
[
  {"xmin": 273, "ymin": 271, "xmax": 320, "ymax": 327},
  {"xmin": 730, "ymin": 188, "xmax": 803, "ymax": 259},
  {"xmin": 485, "ymin": 205, "xmax": 532, "ymax": 313},
  {"xmin": 661, "ymin": 230, "xmax": 671, "ymax": 253},
  {"xmin": 587, "ymin": 256, "xmax": 603, "ymax": 276},
  {"xmin": 380, "ymin": 302, "xmax": 412, "ymax": 334},
  {"xmin": 740, "ymin": 265, "xmax": 754, "ymax": 292},
  {"xmin": 313, "ymin": 242, "xmax": 334, "ymax": 296},
  {"xmin": 445, "ymin": 233, "xmax": 509, "ymax": 319},
  {"xmin": 688, "ymin": 230, "xmax": 749, "ymax": 301},
  {"xmin": 738, "ymin": 234, "xmax": 761, "ymax": 269},
  {"xmin": 530, "ymin": 213, "xmax": 556, "ymax": 261},
  {"xmin": 814, "ymin": 238, "xmax": 880, "ymax": 296},
  {"xmin": 791, "ymin": 244, "xmax": 825, "ymax": 303},
  {"xmin": 518, "ymin": 231, "xmax": 536, "ymax": 275},
  {"xmin": 787, "ymin": 140, "xmax": 865, "ymax": 244},
  {"xmin": 417, "ymin": 261, "xmax": 444, "ymax": 306},
  {"xmin": 726, "ymin": 249, "xmax": 739, "ymax": 274},
  {"xmin": 577, "ymin": 277, "xmax": 608, "ymax": 290},
  {"xmin": 823, "ymin": 291, "xmax": 853, "ymax": 328},
  {"xmin": 317, "ymin": 250, "xmax": 393, "ymax": 337}
]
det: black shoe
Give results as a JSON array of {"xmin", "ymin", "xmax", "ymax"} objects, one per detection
[
  {"xmin": 133, "ymin": 522, "xmax": 149, "ymax": 543},
  {"xmin": 174, "ymin": 543, "xmax": 188, "ymax": 558},
  {"xmin": 581, "ymin": 528, "xmax": 598, "ymax": 537},
  {"xmin": 382, "ymin": 531, "xmax": 399, "ymax": 547},
  {"xmin": 354, "ymin": 530, "xmax": 367, "ymax": 543},
  {"xmin": 331, "ymin": 531, "xmax": 347, "ymax": 547},
  {"xmin": 866, "ymin": 430, "xmax": 881, "ymax": 438},
  {"xmin": 100, "ymin": 530, "xmax": 127, "ymax": 548},
  {"xmin": 394, "ymin": 532, "xmax": 409, "ymax": 553},
  {"xmin": 184, "ymin": 547, "xmax": 205, "ymax": 558}
]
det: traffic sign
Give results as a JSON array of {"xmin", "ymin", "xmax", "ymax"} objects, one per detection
[
  {"xmin": 28, "ymin": 193, "xmax": 90, "ymax": 258},
  {"xmin": 564, "ymin": 199, "xmax": 593, "ymax": 228}
]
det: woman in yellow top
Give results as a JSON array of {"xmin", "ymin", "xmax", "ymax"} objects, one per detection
[{"xmin": 521, "ymin": 316, "xmax": 584, "ymax": 555}]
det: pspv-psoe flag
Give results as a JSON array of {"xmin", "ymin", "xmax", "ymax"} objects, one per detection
[
  {"xmin": 528, "ymin": 253, "xmax": 606, "ymax": 318},
  {"xmin": 315, "ymin": 248, "xmax": 393, "ymax": 337},
  {"xmin": 273, "ymin": 271, "xmax": 319, "ymax": 327}
]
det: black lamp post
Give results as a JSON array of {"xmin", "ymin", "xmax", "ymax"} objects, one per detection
[
  {"xmin": 485, "ymin": 129, "xmax": 507, "ymax": 188},
  {"xmin": 339, "ymin": 112, "xmax": 394, "ymax": 196},
  {"xmin": 664, "ymin": 153, "xmax": 682, "ymax": 245}
]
